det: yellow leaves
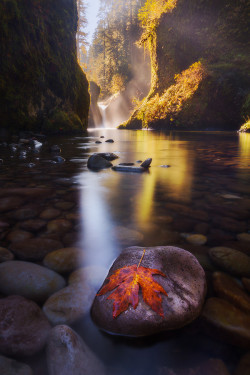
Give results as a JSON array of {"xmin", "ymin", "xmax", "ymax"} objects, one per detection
[{"xmin": 138, "ymin": 0, "xmax": 177, "ymax": 28}]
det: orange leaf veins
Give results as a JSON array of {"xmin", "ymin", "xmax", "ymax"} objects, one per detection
[{"xmin": 97, "ymin": 250, "xmax": 168, "ymax": 318}]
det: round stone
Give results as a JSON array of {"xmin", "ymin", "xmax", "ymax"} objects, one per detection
[
  {"xmin": 47, "ymin": 219, "xmax": 73, "ymax": 234},
  {"xmin": 43, "ymin": 247, "xmax": 84, "ymax": 273},
  {"xmin": 0, "ymin": 247, "xmax": 14, "ymax": 262},
  {"xmin": 201, "ymin": 297, "xmax": 250, "ymax": 347},
  {"xmin": 213, "ymin": 272, "xmax": 250, "ymax": 313},
  {"xmin": 87, "ymin": 154, "xmax": 113, "ymax": 170},
  {"xmin": 237, "ymin": 233, "xmax": 250, "ymax": 242},
  {"xmin": 91, "ymin": 246, "xmax": 206, "ymax": 337},
  {"xmin": 0, "ymin": 197, "xmax": 24, "ymax": 213},
  {"xmin": 19, "ymin": 219, "xmax": 47, "ymax": 232},
  {"xmin": 114, "ymin": 226, "xmax": 143, "ymax": 246},
  {"xmin": 68, "ymin": 265, "xmax": 108, "ymax": 290},
  {"xmin": 0, "ymin": 295, "xmax": 51, "ymax": 356},
  {"xmin": 0, "ymin": 261, "xmax": 66, "ymax": 302},
  {"xmin": 46, "ymin": 325, "xmax": 106, "ymax": 375},
  {"xmin": 6, "ymin": 230, "xmax": 33, "ymax": 243},
  {"xmin": 40, "ymin": 208, "xmax": 61, "ymax": 220},
  {"xmin": 54, "ymin": 201, "xmax": 75, "ymax": 210},
  {"xmin": 0, "ymin": 354, "xmax": 33, "ymax": 375},
  {"xmin": 208, "ymin": 247, "xmax": 250, "ymax": 277},
  {"xmin": 186, "ymin": 234, "xmax": 207, "ymax": 246},
  {"xmin": 43, "ymin": 283, "xmax": 95, "ymax": 326},
  {"xmin": 7, "ymin": 206, "xmax": 39, "ymax": 220},
  {"xmin": 9, "ymin": 238, "xmax": 63, "ymax": 261}
]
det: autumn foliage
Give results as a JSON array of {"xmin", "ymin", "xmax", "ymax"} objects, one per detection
[{"xmin": 97, "ymin": 250, "xmax": 167, "ymax": 318}]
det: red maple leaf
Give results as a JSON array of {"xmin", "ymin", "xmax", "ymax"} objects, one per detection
[{"xmin": 97, "ymin": 250, "xmax": 168, "ymax": 318}]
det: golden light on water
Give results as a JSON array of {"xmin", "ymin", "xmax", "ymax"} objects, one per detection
[{"xmin": 239, "ymin": 133, "xmax": 250, "ymax": 168}]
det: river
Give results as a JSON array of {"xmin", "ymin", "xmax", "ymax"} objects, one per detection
[{"xmin": 0, "ymin": 129, "xmax": 250, "ymax": 374}]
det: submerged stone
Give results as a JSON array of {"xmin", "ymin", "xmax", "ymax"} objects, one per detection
[
  {"xmin": 0, "ymin": 296, "xmax": 51, "ymax": 356},
  {"xmin": 43, "ymin": 247, "xmax": 84, "ymax": 274},
  {"xmin": 208, "ymin": 247, "xmax": 250, "ymax": 277},
  {"xmin": 91, "ymin": 246, "xmax": 206, "ymax": 337},
  {"xmin": 112, "ymin": 165, "xmax": 148, "ymax": 173},
  {"xmin": 46, "ymin": 325, "xmax": 106, "ymax": 375},
  {"xmin": 9, "ymin": 238, "xmax": 63, "ymax": 261}
]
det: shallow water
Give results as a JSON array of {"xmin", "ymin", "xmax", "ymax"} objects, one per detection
[{"xmin": 0, "ymin": 129, "xmax": 250, "ymax": 374}]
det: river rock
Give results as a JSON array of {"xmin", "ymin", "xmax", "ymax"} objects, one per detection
[
  {"xmin": 201, "ymin": 297, "xmax": 250, "ymax": 347},
  {"xmin": 47, "ymin": 219, "xmax": 73, "ymax": 234},
  {"xmin": 94, "ymin": 152, "xmax": 119, "ymax": 161},
  {"xmin": 0, "ymin": 261, "xmax": 66, "ymax": 302},
  {"xmin": 7, "ymin": 206, "xmax": 40, "ymax": 221},
  {"xmin": 43, "ymin": 247, "xmax": 84, "ymax": 273},
  {"xmin": 213, "ymin": 272, "xmax": 250, "ymax": 313},
  {"xmin": 0, "ymin": 247, "xmax": 14, "ymax": 262},
  {"xmin": 68, "ymin": 265, "xmax": 108, "ymax": 290},
  {"xmin": 53, "ymin": 156, "xmax": 65, "ymax": 163},
  {"xmin": 50, "ymin": 145, "xmax": 61, "ymax": 153},
  {"xmin": 113, "ymin": 226, "xmax": 143, "ymax": 246},
  {"xmin": 208, "ymin": 247, "xmax": 250, "ymax": 277},
  {"xmin": 0, "ymin": 355, "xmax": 33, "ymax": 375},
  {"xmin": 234, "ymin": 351, "xmax": 250, "ymax": 375},
  {"xmin": 140, "ymin": 158, "xmax": 152, "ymax": 168},
  {"xmin": 87, "ymin": 154, "xmax": 113, "ymax": 170},
  {"xmin": 6, "ymin": 230, "xmax": 34, "ymax": 243},
  {"xmin": 112, "ymin": 165, "xmax": 147, "ymax": 173},
  {"xmin": 9, "ymin": 238, "xmax": 63, "ymax": 261},
  {"xmin": 0, "ymin": 196, "xmax": 24, "ymax": 213},
  {"xmin": 105, "ymin": 139, "xmax": 114, "ymax": 143},
  {"xmin": 186, "ymin": 234, "xmax": 207, "ymax": 245},
  {"xmin": 19, "ymin": 219, "xmax": 47, "ymax": 232},
  {"xmin": 46, "ymin": 325, "xmax": 106, "ymax": 375},
  {"xmin": 40, "ymin": 208, "xmax": 61, "ymax": 220},
  {"xmin": 43, "ymin": 283, "xmax": 95, "ymax": 325},
  {"xmin": 237, "ymin": 233, "xmax": 250, "ymax": 242},
  {"xmin": 91, "ymin": 246, "xmax": 206, "ymax": 337},
  {"xmin": 0, "ymin": 188, "xmax": 52, "ymax": 198},
  {"xmin": 158, "ymin": 358, "xmax": 230, "ymax": 375},
  {"xmin": 54, "ymin": 201, "xmax": 75, "ymax": 210},
  {"xmin": 0, "ymin": 295, "xmax": 51, "ymax": 356}
]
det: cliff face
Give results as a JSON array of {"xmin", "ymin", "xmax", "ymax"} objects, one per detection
[
  {"xmin": 0, "ymin": 0, "xmax": 90, "ymax": 134},
  {"xmin": 122, "ymin": 0, "xmax": 250, "ymax": 130}
]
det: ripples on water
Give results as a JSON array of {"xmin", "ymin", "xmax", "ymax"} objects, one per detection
[{"xmin": 0, "ymin": 130, "xmax": 250, "ymax": 374}]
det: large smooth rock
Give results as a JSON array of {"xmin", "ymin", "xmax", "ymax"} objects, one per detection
[
  {"xmin": 112, "ymin": 165, "xmax": 147, "ymax": 173},
  {"xmin": 43, "ymin": 283, "xmax": 95, "ymax": 325},
  {"xmin": 0, "ymin": 261, "xmax": 66, "ymax": 302},
  {"xmin": 213, "ymin": 272, "xmax": 250, "ymax": 313},
  {"xmin": 43, "ymin": 247, "xmax": 84, "ymax": 273},
  {"xmin": 208, "ymin": 247, "xmax": 250, "ymax": 277},
  {"xmin": 87, "ymin": 154, "xmax": 112, "ymax": 170},
  {"xmin": 94, "ymin": 152, "xmax": 118, "ymax": 161},
  {"xmin": 0, "ymin": 354, "xmax": 33, "ymax": 375},
  {"xmin": 9, "ymin": 238, "xmax": 63, "ymax": 261},
  {"xmin": 46, "ymin": 325, "xmax": 106, "ymax": 375},
  {"xmin": 91, "ymin": 246, "xmax": 206, "ymax": 337},
  {"xmin": 201, "ymin": 297, "xmax": 250, "ymax": 348},
  {"xmin": 0, "ymin": 247, "xmax": 14, "ymax": 262},
  {"xmin": 68, "ymin": 265, "xmax": 108, "ymax": 290},
  {"xmin": 0, "ymin": 296, "xmax": 51, "ymax": 356}
]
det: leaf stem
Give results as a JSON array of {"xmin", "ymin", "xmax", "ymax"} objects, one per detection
[{"xmin": 137, "ymin": 249, "xmax": 146, "ymax": 269}]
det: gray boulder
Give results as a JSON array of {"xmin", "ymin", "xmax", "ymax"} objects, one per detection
[
  {"xmin": 87, "ymin": 154, "xmax": 113, "ymax": 170},
  {"xmin": 91, "ymin": 246, "xmax": 206, "ymax": 337}
]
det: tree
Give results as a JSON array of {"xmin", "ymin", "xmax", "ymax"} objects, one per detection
[{"xmin": 76, "ymin": 0, "xmax": 88, "ymax": 65}]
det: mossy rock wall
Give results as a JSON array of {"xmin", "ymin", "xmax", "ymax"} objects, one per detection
[
  {"xmin": 0, "ymin": 0, "xmax": 90, "ymax": 134},
  {"xmin": 123, "ymin": 0, "xmax": 250, "ymax": 130}
]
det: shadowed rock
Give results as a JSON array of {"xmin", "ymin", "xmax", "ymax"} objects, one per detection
[{"xmin": 87, "ymin": 155, "xmax": 113, "ymax": 170}]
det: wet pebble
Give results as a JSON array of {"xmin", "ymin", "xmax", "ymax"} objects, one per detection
[
  {"xmin": 209, "ymin": 247, "xmax": 250, "ymax": 277},
  {"xmin": 213, "ymin": 272, "xmax": 250, "ymax": 313},
  {"xmin": 186, "ymin": 234, "xmax": 207, "ymax": 245},
  {"xmin": 6, "ymin": 230, "xmax": 34, "ymax": 243},
  {"xmin": 47, "ymin": 219, "xmax": 73, "ymax": 234},
  {"xmin": 87, "ymin": 154, "xmax": 113, "ymax": 170},
  {"xmin": 0, "ymin": 196, "xmax": 24, "ymax": 213},
  {"xmin": 43, "ymin": 283, "xmax": 95, "ymax": 325},
  {"xmin": 43, "ymin": 247, "xmax": 84, "ymax": 274},
  {"xmin": 92, "ymin": 246, "xmax": 206, "ymax": 337},
  {"xmin": 0, "ymin": 261, "xmax": 66, "ymax": 302},
  {"xmin": 140, "ymin": 158, "xmax": 152, "ymax": 168},
  {"xmin": 114, "ymin": 226, "xmax": 144, "ymax": 246},
  {"xmin": 105, "ymin": 139, "xmax": 114, "ymax": 143},
  {"xmin": 201, "ymin": 297, "xmax": 250, "ymax": 347},
  {"xmin": 237, "ymin": 233, "xmax": 250, "ymax": 242},
  {"xmin": 7, "ymin": 206, "xmax": 40, "ymax": 221},
  {"xmin": 54, "ymin": 201, "xmax": 75, "ymax": 210},
  {"xmin": 46, "ymin": 325, "xmax": 106, "ymax": 375},
  {"xmin": 0, "ymin": 354, "xmax": 33, "ymax": 375},
  {"xmin": 10, "ymin": 238, "xmax": 63, "ymax": 261},
  {"xmin": 19, "ymin": 219, "xmax": 47, "ymax": 232},
  {"xmin": 0, "ymin": 295, "xmax": 51, "ymax": 356},
  {"xmin": 53, "ymin": 156, "xmax": 65, "ymax": 163},
  {"xmin": 68, "ymin": 265, "xmax": 108, "ymax": 290},
  {"xmin": 40, "ymin": 207, "xmax": 61, "ymax": 220},
  {"xmin": 0, "ymin": 247, "xmax": 14, "ymax": 262}
]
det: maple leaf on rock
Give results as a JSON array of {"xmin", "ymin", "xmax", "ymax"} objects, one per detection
[{"xmin": 97, "ymin": 250, "xmax": 168, "ymax": 318}]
